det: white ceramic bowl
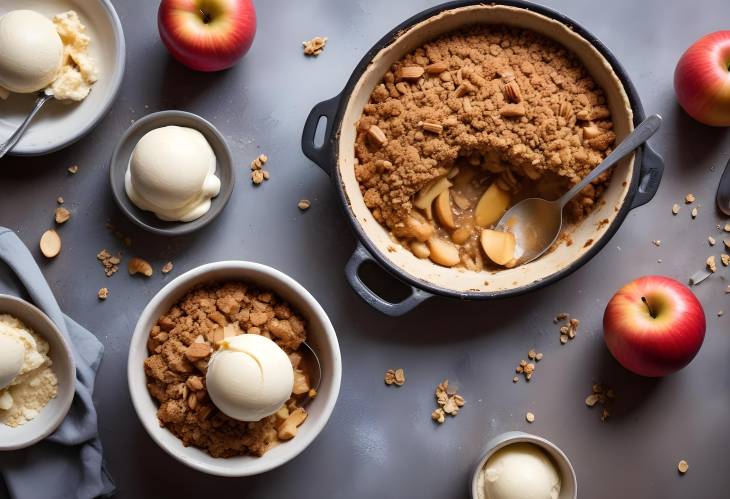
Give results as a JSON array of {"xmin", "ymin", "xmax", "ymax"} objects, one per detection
[
  {"xmin": 0, "ymin": 0, "xmax": 125, "ymax": 155},
  {"xmin": 127, "ymin": 261, "xmax": 342, "ymax": 477},
  {"xmin": 471, "ymin": 431, "xmax": 577, "ymax": 499},
  {"xmin": 0, "ymin": 295, "xmax": 76, "ymax": 450}
]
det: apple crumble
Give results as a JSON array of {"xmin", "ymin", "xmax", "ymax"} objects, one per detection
[
  {"xmin": 144, "ymin": 282, "xmax": 312, "ymax": 458},
  {"xmin": 354, "ymin": 26, "xmax": 616, "ymax": 270}
]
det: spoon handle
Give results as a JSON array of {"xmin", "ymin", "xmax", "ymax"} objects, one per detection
[
  {"xmin": 559, "ymin": 114, "xmax": 663, "ymax": 208},
  {"xmin": 0, "ymin": 93, "xmax": 53, "ymax": 159}
]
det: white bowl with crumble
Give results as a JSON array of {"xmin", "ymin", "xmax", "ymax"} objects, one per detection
[{"xmin": 127, "ymin": 261, "xmax": 342, "ymax": 476}]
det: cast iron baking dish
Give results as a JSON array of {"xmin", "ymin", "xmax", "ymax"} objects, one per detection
[{"xmin": 301, "ymin": 0, "xmax": 664, "ymax": 316}]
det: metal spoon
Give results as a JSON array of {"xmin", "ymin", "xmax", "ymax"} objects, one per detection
[
  {"xmin": 0, "ymin": 91, "xmax": 54, "ymax": 159},
  {"xmin": 495, "ymin": 114, "xmax": 663, "ymax": 265},
  {"xmin": 298, "ymin": 341, "xmax": 322, "ymax": 405},
  {"xmin": 716, "ymin": 156, "xmax": 730, "ymax": 216}
]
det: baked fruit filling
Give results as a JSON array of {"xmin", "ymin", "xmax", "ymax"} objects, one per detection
[{"xmin": 354, "ymin": 26, "xmax": 617, "ymax": 270}]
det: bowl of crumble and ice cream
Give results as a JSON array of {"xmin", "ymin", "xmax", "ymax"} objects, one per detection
[
  {"xmin": 128, "ymin": 262, "xmax": 341, "ymax": 476},
  {"xmin": 0, "ymin": 295, "xmax": 75, "ymax": 451},
  {"xmin": 0, "ymin": 0, "xmax": 124, "ymax": 155},
  {"xmin": 302, "ymin": 1, "xmax": 664, "ymax": 315}
]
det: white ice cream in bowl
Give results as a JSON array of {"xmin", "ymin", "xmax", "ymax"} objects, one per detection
[
  {"xmin": 206, "ymin": 334, "xmax": 295, "ymax": 422},
  {"xmin": 0, "ymin": 10, "xmax": 64, "ymax": 95},
  {"xmin": 0, "ymin": 335, "xmax": 25, "ymax": 391},
  {"xmin": 124, "ymin": 126, "xmax": 222, "ymax": 222},
  {"xmin": 472, "ymin": 432, "xmax": 577, "ymax": 499}
]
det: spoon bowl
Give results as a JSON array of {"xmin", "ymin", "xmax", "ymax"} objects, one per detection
[
  {"xmin": 497, "ymin": 114, "xmax": 662, "ymax": 266},
  {"xmin": 716, "ymin": 156, "xmax": 730, "ymax": 216}
]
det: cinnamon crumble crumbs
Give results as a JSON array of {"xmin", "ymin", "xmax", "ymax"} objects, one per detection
[
  {"xmin": 97, "ymin": 249, "xmax": 120, "ymax": 277},
  {"xmin": 585, "ymin": 383, "xmax": 614, "ymax": 422},
  {"xmin": 355, "ymin": 26, "xmax": 616, "ymax": 270},
  {"xmin": 303, "ymin": 36, "xmax": 327, "ymax": 56},
  {"xmin": 144, "ymin": 282, "xmax": 310, "ymax": 458},
  {"xmin": 431, "ymin": 379, "xmax": 464, "ymax": 424}
]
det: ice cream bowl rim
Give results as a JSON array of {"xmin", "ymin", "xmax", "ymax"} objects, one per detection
[
  {"xmin": 127, "ymin": 261, "xmax": 342, "ymax": 477},
  {"xmin": 109, "ymin": 109, "xmax": 236, "ymax": 236},
  {"xmin": 471, "ymin": 430, "xmax": 577, "ymax": 499}
]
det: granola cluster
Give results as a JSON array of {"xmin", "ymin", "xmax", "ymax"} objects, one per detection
[{"xmin": 144, "ymin": 282, "xmax": 309, "ymax": 458}]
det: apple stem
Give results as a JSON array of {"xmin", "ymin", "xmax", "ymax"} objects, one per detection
[
  {"xmin": 641, "ymin": 296, "xmax": 656, "ymax": 318},
  {"xmin": 199, "ymin": 9, "xmax": 212, "ymax": 24}
]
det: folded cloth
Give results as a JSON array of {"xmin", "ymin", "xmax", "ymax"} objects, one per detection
[{"xmin": 0, "ymin": 228, "xmax": 115, "ymax": 499}]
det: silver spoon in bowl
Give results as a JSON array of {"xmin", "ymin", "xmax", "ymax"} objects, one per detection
[
  {"xmin": 0, "ymin": 90, "xmax": 54, "ymax": 159},
  {"xmin": 299, "ymin": 341, "xmax": 322, "ymax": 404},
  {"xmin": 495, "ymin": 114, "xmax": 662, "ymax": 266}
]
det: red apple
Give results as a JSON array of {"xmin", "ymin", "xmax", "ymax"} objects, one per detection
[
  {"xmin": 158, "ymin": 0, "xmax": 256, "ymax": 72},
  {"xmin": 674, "ymin": 30, "xmax": 730, "ymax": 126},
  {"xmin": 603, "ymin": 276, "xmax": 706, "ymax": 377}
]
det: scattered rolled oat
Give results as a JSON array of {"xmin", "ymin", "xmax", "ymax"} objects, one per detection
[
  {"xmin": 251, "ymin": 170, "xmax": 265, "ymax": 185},
  {"xmin": 684, "ymin": 193, "xmax": 695, "ymax": 204},
  {"xmin": 721, "ymin": 254, "xmax": 730, "ymax": 267},
  {"xmin": 652, "ymin": 240, "xmax": 661, "ymax": 246},
  {"xmin": 97, "ymin": 287, "xmax": 109, "ymax": 300},
  {"xmin": 708, "ymin": 236, "xmax": 716, "ymax": 246},
  {"xmin": 585, "ymin": 383, "xmax": 615, "ymax": 422},
  {"xmin": 724, "ymin": 239, "xmax": 730, "ymax": 250},
  {"xmin": 525, "ymin": 412, "xmax": 535, "ymax": 423},
  {"xmin": 432, "ymin": 379, "xmax": 464, "ymax": 423},
  {"xmin": 677, "ymin": 460, "xmax": 689, "ymax": 474},
  {"xmin": 513, "ymin": 348, "xmax": 544, "ymax": 383},
  {"xmin": 54, "ymin": 207, "xmax": 70, "ymax": 224},
  {"xmin": 302, "ymin": 36, "xmax": 327, "ymax": 56},
  {"xmin": 297, "ymin": 199, "xmax": 311, "ymax": 211},
  {"xmin": 672, "ymin": 203, "xmax": 680, "ymax": 215},
  {"xmin": 57, "ymin": 196, "xmax": 64, "ymax": 204},
  {"xmin": 161, "ymin": 261, "xmax": 174, "ymax": 274},
  {"xmin": 691, "ymin": 207, "xmax": 698, "ymax": 219},
  {"xmin": 555, "ymin": 314, "xmax": 579, "ymax": 345},
  {"xmin": 384, "ymin": 368, "xmax": 405, "ymax": 386},
  {"xmin": 67, "ymin": 165, "xmax": 79, "ymax": 174},
  {"xmin": 97, "ymin": 249, "xmax": 120, "ymax": 277},
  {"xmin": 250, "ymin": 154, "xmax": 267, "ymax": 170},
  {"xmin": 706, "ymin": 255, "xmax": 717, "ymax": 273},
  {"xmin": 718, "ymin": 310, "xmax": 724, "ymax": 317},
  {"xmin": 128, "ymin": 257, "xmax": 153, "ymax": 277}
]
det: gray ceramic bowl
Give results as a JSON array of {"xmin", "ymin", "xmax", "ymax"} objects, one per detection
[
  {"xmin": 471, "ymin": 431, "xmax": 577, "ymax": 499},
  {"xmin": 0, "ymin": 295, "xmax": 75, "ymax": 450},
  {"xmin": 109, "ymin": 110, "xmax": 235, "ymax": 236}
]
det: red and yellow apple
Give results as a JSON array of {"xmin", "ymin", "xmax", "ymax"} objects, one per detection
[
  {"xmin": 603, "ymin": 275, "xmax": 705, "ymax": 377},
  {"xmin": 158, "ymin": 0, "xmax": 256, "ymax": 72},
  {"xmin": 674, "ymin": 30, "xmax": 730, "ymax": 126}
]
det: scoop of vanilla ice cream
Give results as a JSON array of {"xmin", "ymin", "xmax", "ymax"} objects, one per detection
[
  {"xmin": 482, "ymin": 443, "xmax": 561, "ymax": 499},
  {"xmin": 206, "ymin": 334, "xmax": 294, "ymax": 422},
  {"xmin": 0, "ymin": 10, "xmax": 64, "ymax": 93},
  {"xmin": 125, "ymin": 126, "xmax": 221, "ymax": 222},
  {"xmin": 0, "ymin": 335, "xmax": 24, "ymax": 390}
]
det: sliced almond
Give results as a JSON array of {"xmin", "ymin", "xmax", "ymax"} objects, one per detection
[
  {"xmin": 582, "ymin": 125, "xmax": 602, "ymax": 139},
  {"xmin": 367, "ymin": 125, "xmax": 387, "ymax": 147},
  {"xmin": 185, "ymin": 342, "xmax": 212, "ymax": 361},
  {"xmin": 427, "ymin": 238, "xmax": 460, "ymax": 267},
  {"xmin": 414, "ymin": 176, "xmax": 452, "ymax": 213},
  {"xmin": 397, "ymin": 66, "xmax": 424, "ymax": 80},
  {"xmin": 425, "ymin": 62, "xmax": 448, "ymax": 74},
  {"xmin": 474, "ymin": 183, "xmax": 511, "ymax": 227},
  {"xmin": 421, "ymin": 120, "xmax": 443, "ymax": 134},
  {"xmin": 40, "ymin": 230, "xmax": 61, "ymax": 258},
  {"xmin": 434, "ymin": 190, "xmax": 456, "ymax": 230},
  {"xmin": 480, "ymin": 229, "xmax": 516, "ymax": 266}
]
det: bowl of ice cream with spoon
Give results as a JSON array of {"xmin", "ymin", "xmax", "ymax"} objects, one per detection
[
  {"xmin": 109, "ymin": 110, "xmax": 235, "ymax": 235},
  {"xmin": 0, "ymin": 0, "xmax": 124, "ymax": 156}
]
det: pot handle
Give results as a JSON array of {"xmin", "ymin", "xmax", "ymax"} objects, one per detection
[
  {"xmin": 630, "ymin": 144, "xmax": 664, "ymax": 209},
  {"xmin": 345, "ymin": 242, "xmax": 433, "ymax": 316},
  {"xmin": 301, "ymin": 93, "xmax": 342, "ymax": 177}
]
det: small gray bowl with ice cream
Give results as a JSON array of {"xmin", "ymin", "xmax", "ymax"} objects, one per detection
[
  {"xmin": 471, "ymin": 431, "xmax": 577, "ymax": 499},
  {"xmin": 109, "ymin": 110, "xmax": 234, "ymax": 236}
]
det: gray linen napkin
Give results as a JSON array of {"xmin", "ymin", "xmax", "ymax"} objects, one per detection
[{"xmin": 0, "ymin": 228, "xmax": 115, "ymax": 499}]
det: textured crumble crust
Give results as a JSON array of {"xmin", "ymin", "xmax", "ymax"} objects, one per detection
[
  {"xmin": 144, "ymin": 282, "xmax": 308, "ymax": 458},
  {"xmin": 354, "ymin": 26, "xmax": 616, "ymax": 268}
]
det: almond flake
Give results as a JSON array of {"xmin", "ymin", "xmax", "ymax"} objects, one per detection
[
  {"xmin": 397, "ymin": 66, "xmax": 424, "ymax": 80},
  {"xmin": 684, "ymin": 193, "xmax": 695, "ymax": 204},
  {"xmin": 708, "ymin": 236, "xmax": 716, "ymax": 246},
  {"xmin": 677, "ymin": 460, "xmax": 689, "ymax": 474},
  {"xmin": 67, "ymin": 165, "xmax": 79, "ymax": 174},
  {"xmin": 525, "ymin": 412, "xmax": 535, "ymax": 423},
  {"xmin": 691, "ymin": 207, "xmax": 698, "ymax": 219},
  {"xmin": 425, "ymin": 62, "xmax": 448, "ymax": 74},
  {"xmin": 672, "ymin": 203, "xmax": 680, "ymax": 215},
  {"xmin": 367, "ymin": 125, "xmax": 387, "ymax": 147}
]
